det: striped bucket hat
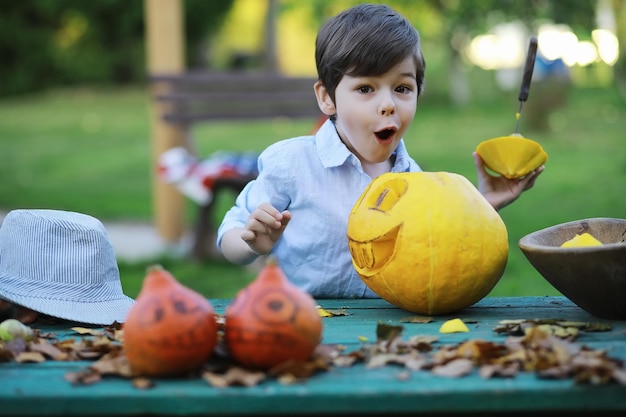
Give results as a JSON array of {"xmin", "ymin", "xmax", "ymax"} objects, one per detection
[{"xmin": 0, "ymin": 209, "xmax": 135, "ymax": 325}]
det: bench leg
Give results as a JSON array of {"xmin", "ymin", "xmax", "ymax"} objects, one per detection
[
  {"xmin": 189, "ymin": 177, "xmax": 256, "ymax": 261},
  {"xmin": 191, "ymin": 202, "xmax": 221, "ymax": 260}
]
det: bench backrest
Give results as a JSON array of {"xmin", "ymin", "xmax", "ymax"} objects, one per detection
[{"xmin": 150, "ymin": 71, "xmax": 322, "ymax": 125}]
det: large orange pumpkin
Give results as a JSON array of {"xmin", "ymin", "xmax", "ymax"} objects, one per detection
[
  {"xmin": 224, "ymin": 257, "xmax": 323, "ymax": 370},
  {"xmin": 123, "ymin": 265, "xmax": 218, "ymax": 377},
  {"xmin": 347, "ymin": 172, "xmax": 508, "ymax": 315}
]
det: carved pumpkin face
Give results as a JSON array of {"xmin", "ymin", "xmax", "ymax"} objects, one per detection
[
  {"xmin": 133, "ymin": 289, "xmax": 215, "ymax": 347},
  {"xmin": 123, "ymin": 266, "xmax": 218, "ymax": 377},
  {"xmin": 225, "ymin": 258, "xmax": 323, "ymax": 370},
  {"xmin": 348, "ymin": 172, "xmax": 509, "ymax": 315}
]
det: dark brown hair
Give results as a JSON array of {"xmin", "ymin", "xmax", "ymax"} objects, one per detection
[{"xmin": 315, "ymin": 3, "xmax": 426, "ymax": 104}]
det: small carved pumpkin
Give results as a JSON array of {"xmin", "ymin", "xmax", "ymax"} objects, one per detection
[
  {"xmin": 225, "ymin": 257, "xmax": 323, "ymax": 369},
  {"xmin": 476, "ymin": 135, "xmax": 548, "ymax": 179},
  {"xmin": 123, "ymin": 265, "xmax": 218, "ymax": 377},
  {"xmin": 347, "ymin": 172, "xmax": 508, "ymax": 315}
]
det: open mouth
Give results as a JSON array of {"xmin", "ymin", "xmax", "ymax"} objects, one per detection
[{"xmin": 375, "ymin": 129, "xmax": 395, "ymax": 141}]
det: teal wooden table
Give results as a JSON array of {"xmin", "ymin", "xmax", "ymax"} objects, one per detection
[{"xmin": 2, "ymin": 296, "xmax": 626, "ymax": 416}]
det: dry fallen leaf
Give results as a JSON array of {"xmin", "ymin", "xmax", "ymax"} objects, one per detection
[
  {"xmin": 494, "ymin": 319, "xmax": 612, "ymax": 338},
  {"xmin": 399, "ymin": 315, "xmax": 433, "ymax": 324},
  {"xmin": 203, "ymin": 366, "xmax": 266, "ymax": 388},
  {"xmin": 432, "ymin": 358, "xmax": 474, "ymax": 377},
  {"xmin": 132, "ymin": 377, "xmax": 155, "ymax": 390},
  {"xmin": 29, "ymin": 340, "xmax": 70, "ymax": 361},
  {"xmin": 316, "ymin": 305, "xmax": 350, "ymax": 317},
  {"xmin": 64, "ymin": 368, "xmax": 103, "ymax": 386},
  {"xmin": 376, "ymin": 322, "xmax": 404, "ymax": 343},
  {"xmin": 70, "ymin": 327, "xmax": 105, "ymax": 337},
  {"xmin": 15, "ymin": 351, "xmax": 46, "ymax": 363}
]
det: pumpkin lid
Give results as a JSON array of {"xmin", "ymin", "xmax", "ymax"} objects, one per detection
[{"xmin": 476, "ymin": 135, "xmax": 548, "ymax": 179}]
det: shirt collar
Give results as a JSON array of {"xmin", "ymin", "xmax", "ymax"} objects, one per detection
[
  {"xmin": 316, "ymin": 119, "xmax": 353, "ymax": 168},
  {"xmin": 391, "ymin": 140, "xmax": 412, "ymax": 172},
  {"xmin": 315, "ymin": 118, "xmax": 412, "ymax": 172}
]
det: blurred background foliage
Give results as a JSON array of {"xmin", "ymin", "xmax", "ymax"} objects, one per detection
[
  {"xmin": 0, "ymin": 0, "xmax": 233, "ymax": 96},
  {"xmin": 1, "ymin": 0, "xmax": 624, "ymax": 103}
]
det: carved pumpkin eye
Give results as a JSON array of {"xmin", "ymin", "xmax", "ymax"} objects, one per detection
[
  {"xmin": 169, "ymin": 290, "xmax": 204, "ymax": 315},
  {"xmin": 355, "ymin": 177, "xmax": 408, "ymax": 213},
  {"xmin": 252, "ymin": 288, "xmax": 298, "ymax": 325},
  {"xmin": 137, "ymin": 297, "xmax": 165, "ymax": 326},
  {"xmin": 348, "ymin": 177, "xmax": 407, "ymax": 277}
]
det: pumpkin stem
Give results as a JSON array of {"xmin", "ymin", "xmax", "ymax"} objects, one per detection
[
  {"xmin": 146, "ymin": 264, "xmax": 165, "ymax": 274},
  {"xmin": 142, "ymin": 264, "xmax": 177, "ymax": 291}
]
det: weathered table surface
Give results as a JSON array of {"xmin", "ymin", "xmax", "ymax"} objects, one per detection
[{"xmin": 2, "ymin": 296, "xmax": 626, "ymax": 416}]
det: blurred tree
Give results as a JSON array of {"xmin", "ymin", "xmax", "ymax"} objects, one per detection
[
  {"xmin": 613, "ymin": 0, "xmax": 626, "ymax": 102},
  {"xmin": 280, "ymin": 0, "xmax": 598, "ymax": 104},
  {"xmin": 423, "ymin": 0, "xmax": 597, "ymax": 105},
  {"xmin": 0, "ymin": 0, "xmax": 234, "ymax": 97}
]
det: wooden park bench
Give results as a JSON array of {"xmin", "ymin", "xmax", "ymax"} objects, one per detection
[{"xmin": 149, "ymin": 71, "xmax": 322, "ymax": 259}]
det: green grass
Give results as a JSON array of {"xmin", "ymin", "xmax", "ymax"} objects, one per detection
[{"xmin": 1, "ymin": 84, "xmax": 624, "ymax": 300}]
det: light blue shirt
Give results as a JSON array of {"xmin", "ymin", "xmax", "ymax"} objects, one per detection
[{"xmin": 217, "ymin": 119, "xmax": 422, "ymax": 298}]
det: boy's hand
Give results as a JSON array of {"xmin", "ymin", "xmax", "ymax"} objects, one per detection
[
  {"xmin": 473, "ymin": 152, "xmax": 544, "ymax": 211},
  {"xmin": 241, "ymin": 202, "xmax": 292, "ymax": 255}
]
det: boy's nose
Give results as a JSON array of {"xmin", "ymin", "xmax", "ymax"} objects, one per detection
[{"xmin": 378, "ymin": 95, "xmax": 396, "ymax": 116}]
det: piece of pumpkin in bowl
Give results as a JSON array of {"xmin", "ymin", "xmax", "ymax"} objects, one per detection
[{"xmin": 476, "ymin": 135, "xmax": 548, "ymax": 179}]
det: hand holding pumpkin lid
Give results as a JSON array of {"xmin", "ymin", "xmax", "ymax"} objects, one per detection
[
  {"xmin": 476, "ymin": 37, "xmax": 547, "ymax": 180},
  {"xmin": 476, "ymin": 135, "xmax": 548, "ymax": 179}
]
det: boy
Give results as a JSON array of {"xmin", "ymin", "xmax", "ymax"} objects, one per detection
[{"xmin": 217, "ymin": 4, "xmax": 542, "ymax": 298}]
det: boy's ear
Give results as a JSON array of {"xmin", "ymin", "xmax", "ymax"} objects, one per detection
[{"xmin": 314, "ymin": 80, "xmax": 336, "ymax": 116}]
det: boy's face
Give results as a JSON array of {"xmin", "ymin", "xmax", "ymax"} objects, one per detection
[{"xmin": 316, "ymin": 57, "xmax": 418, "ymax": 168}]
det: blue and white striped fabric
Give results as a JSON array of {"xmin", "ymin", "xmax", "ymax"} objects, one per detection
[{"xmin": 0, "ymin": 209, "xmax": 134, "ymax": 325}]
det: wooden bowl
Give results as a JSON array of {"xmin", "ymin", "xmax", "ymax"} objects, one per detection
[{"xmin": 518, "ymin": 218, "xmax": 626, "ymax": 320}]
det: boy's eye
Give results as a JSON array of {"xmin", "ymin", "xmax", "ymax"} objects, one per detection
[
  {"xmin": 357, "ymin": 86, "xmax": 373, "ymax": 94},
  {"xmin": 395, "ymin": 86, "xmax": 411, "ymax": 94}
]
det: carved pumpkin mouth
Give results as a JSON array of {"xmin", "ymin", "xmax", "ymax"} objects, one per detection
[{"xmin": 348, "ymin": 223, "xmax": 401, "ymax": 277}]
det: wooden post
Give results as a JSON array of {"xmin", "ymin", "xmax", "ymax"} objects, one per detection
[
  {"xmin": 263, "ymin": 0, "xmax": 278, "ymax": 73},
  {"xmin": 144, "ymin": 0, "xmax": 186, "ymax": 242}
]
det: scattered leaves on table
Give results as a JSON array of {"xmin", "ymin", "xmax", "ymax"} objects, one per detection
[
  {"xmin": 203, "ymin": 366, "xmax": 266, "ymax": 387},
  {"xmin": 316, "ymin": 306, "xmax": 350, "ymax": 317},
  {"xmin": 2, "ymin": 316, "xmax": 625, "ymax": 388},
  {"xmin": 494, "ymin": 319, "xmax": 613, "ymax": 338},
  {"xmin": 376, "ymin": 322, "xmax": 404, "ymax": 343}
]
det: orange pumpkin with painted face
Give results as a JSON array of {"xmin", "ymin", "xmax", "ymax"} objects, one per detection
[
  {"xmin": 224, "ymin": 257, "xmax": 323, "ymax": 369},
  {"xmin": 123, "ymin": 265, "xmax": 218, "ymax": 377}
]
